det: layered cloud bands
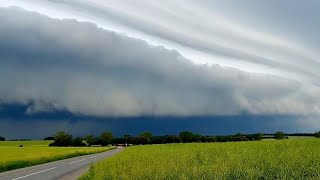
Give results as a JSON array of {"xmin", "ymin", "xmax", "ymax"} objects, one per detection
[{"xmin": 0, "ymin": 8, "xmax": 319, "ymax": 117}]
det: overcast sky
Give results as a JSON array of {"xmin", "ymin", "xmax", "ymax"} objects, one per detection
[{"xmin": 0, "ymin": 1, "xmax": 319, "ymax": 138}]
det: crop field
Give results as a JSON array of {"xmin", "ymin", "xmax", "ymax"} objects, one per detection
[
  {"xmin": 81, "ymin": 139, "xmax": 320, "ymax": 180},
  {"xmin": 0, "ymin": 141, "xmax": 113, "ymax": 172}
]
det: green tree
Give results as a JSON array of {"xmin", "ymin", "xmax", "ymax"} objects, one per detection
[
  {"xmin": 132, "ymin": 136, "xmax": 150, "ymax": 145},
  {"xmin": 51, "ymin": 131, "xmax": 72, "ymax": 146},
  {"xmin": 139, "ymin": 132, "xmax": 152, "ymax": 144},
  {"xmin": 315, "ymin": 131, "xmax": 320, "ymax": 138},
  {"xmin": 0, "ymin": 136, "xmax": 5, "ymax": 141},
  {"xmin": 179, "ymin": 131, "xmax": 194, "ymax": 143},
  {"xmin": 151, "ymin": 136, "xmax": 165, "ymax": 144},
  {"xmin": 100, "ymin": 132, "xmax": 113, "ymax": 146},
  {"xmin": 139, "ymin": 132, "xmax": 153, "ymax": 139},
  {"xmin": 164, "ymin": 135, "xmax": 181, "ymax": 143},
  {"xmin": 85, "ymin": 134, "xmax": 95, "ymax": 146},
  {"xmin": 123, "ymin": 134, "xmax": 132, "ymax": 144},
  {"xmin": 206, "ymin": 136, "xmax": 217, "ymax": 142},
  {"xmin": 199, "ymin": 136, "xmax": 207, "ymax": 143},
  {"xmin": 72, "ymin": 137, "xmax": 85, "ymax": 146},
  {"xmin": 274, "ymin": 131, "xmax": 286, "ymax": 140},
  {"xmin": 254, "ymin": 133, "xmax": 264, "ymax": 140}
]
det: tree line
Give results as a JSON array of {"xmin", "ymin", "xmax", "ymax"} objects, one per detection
[
  {"xmin": 48, "ymin": 131, "xmax": 113, "ymax": 147},
  {"xmin": 1, "ymin": 131, "xmax": 319, "ymax": 146},
  {"xmin": 46, "ymin": 130, "xmax": 293, "ymax": 147}
]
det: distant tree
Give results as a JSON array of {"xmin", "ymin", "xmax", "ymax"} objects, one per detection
[
  {"xmin": 231, "ymin": 133, "xmax": 249, "ymax": 141},
  {"xmin": 112, "ymin": 137, "xmax": 126, "ymax": 145},
  {"xmin": 274, "ymin": 131, "xmax": 286, "ymax": 140},
  {"xmin": 216, "ymin": 136, "xmax": 232, "ymax": 142},
  {"xmin": 253, "ymin": 133, "xmax": 264, "ymax": 140},
  {"xmin": 72, "ymin": 137, "xmax": 86, "ymax": 146},
  {"xmin": 206, "ymin": 136, "xmax": 217, "ymax": 142},
  {"xmin": 163, "ymin": 135, "xmax": 181, "ymax": 144},
  {"xmin": 315, "ymin": 131, "xmax": 320, "ymax": 138},
  {"xmin": 139, "ymin": 132, "xmax": 153, "ymax": 139},
  {"xmin": 0, "ymin": 136, "xmax": 5, "ymax": 141},
  {"xmin": 132, "ymin": 136, "xmax": 150, "ymax": 145},
  {"xmin": 43, "ymin": 137, "xmax": 54, "ymax": 140},
  {"xmin": 50, "ymin": 131, "xmax": 72, "ymax": 146},
  {"xmin": 85, "ymin": 134, "xmax": 95, "ymax": 146},
  {"xmin": 85, "ymin": 134, "xmax": 101, "ymax": 146},
  {"xmin": 123, "ymin": 134, "xmax": 132, "ymax": 139},
  {"xmin": 151, "ymin": 136, "xmax": 165, "ymax": 144},
  {"xmin": 192, "ymin": 134, "xmax": 202, "ymax": 142},
  {"xmin": 100, "ymin": 132, "xmax": 113, "ymax": 146},
  {"xmin": 179, "ymin": 131, "xmax": 194, "ymax": 143},
  {"xmin": 199, "ymin": 136, "xmax": 207, "ymax": 143},
  {"xmin": 123, "ymin": 134, "xmax": 133, "ymax": 144},
  {"xmin": 139, "ymin": 132, "xmax": 153, "ymax": 143}
]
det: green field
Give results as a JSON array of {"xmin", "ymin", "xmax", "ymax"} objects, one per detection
[
  {"xmin": 81, "ymin": 139, "xmax": 320, "ymax": 180},
  {"xmin": 0, "ymin": 140, "xmax": 114, "ymax": 172}
]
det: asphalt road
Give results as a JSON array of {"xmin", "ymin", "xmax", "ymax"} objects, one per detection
[{"xmin": 0, "ymin": 148, "xmax": 123, "ymax": 180}]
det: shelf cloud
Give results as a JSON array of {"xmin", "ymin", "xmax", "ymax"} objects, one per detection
[{"xmin": 0, "ymin": 7, "xmax": 319, "ymax": 117}]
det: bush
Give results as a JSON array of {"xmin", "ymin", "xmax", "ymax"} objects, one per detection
[
  {"xmin": 72, "ymin": 137, "xmax": 86, "ymax": 147},
  {"xmin": 43, "ymin": 137, "xmax": 54, "ymax": 140},
  {"xmin": 274, "ymin": 131, "xmax": 286, "ymax": 140},
  {"xmin": 50, "ymin": 131, "xmax": 73, "ymax": 146},
  {"xmin": 253, "ymin": 133, "xmax": 264, "ymax": 140},
  {"xmin": 0, "ymin": 136, "xmax": 5, "ymax": 141},
  {"xmin": 315, "ymin": 131, "xmax": 320, "ymax": 138}
]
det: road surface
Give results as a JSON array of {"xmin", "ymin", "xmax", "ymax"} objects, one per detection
[{"xmin": 0, "ymin": 148, "xmax": 123, "ymax": 180}]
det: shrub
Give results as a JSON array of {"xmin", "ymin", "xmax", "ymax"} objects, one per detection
[
  {"xmin": 253, "ymin": 133, "xmax": 264, "ymax": 140},
  {"xmin": 43, "ymin": 137, "xmax": 54, "ymax": 140},
  {"xmin": 0, "ymin": 136, "xmax": 5, "ymax": 141},
  {"xmin": 274, "ymin": 131, "xmax": 286, "ymax": 140},
  {"xmin": 72, "ymin": 137, "xmax": 86, "ymax": 146},
  {"xmin": 315, "ymin": 131, "xmax": 320, "ymax": 138},
  {"xmin": 50, "ymin": 131, "xmax": 73, "ymax": 146}
]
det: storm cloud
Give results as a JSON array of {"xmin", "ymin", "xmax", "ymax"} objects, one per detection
[{"xmin": 0, "ymin": 7, "xmax": 319, "ymax": 118}]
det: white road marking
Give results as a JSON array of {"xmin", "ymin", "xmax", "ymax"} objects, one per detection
[
  {"xmin": 11, "ymin": 167, "xmax": 56, "ymax": 180},
  {"xmin": 89, "ymin": 155, "xmax": 98, "ymax": 159},
  {"xmin": 68, "ymin": 159, "xmax": 86, "ymax": 164}
]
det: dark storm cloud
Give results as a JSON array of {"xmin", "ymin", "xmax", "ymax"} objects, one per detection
[
  {"xmin": 3, "ymin": 0, "xmax": 320, "ymax": 83},
  {"xmin": 0, "ymin": 7, "xmax": 319, "ymax": 118},
  {"xmin": 0, "ymin": 104, "xmax": 313, "ymax": 139}
]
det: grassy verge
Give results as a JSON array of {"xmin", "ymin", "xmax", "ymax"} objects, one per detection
[
  {"xmin": 81, "ymin": 139, "xmax": 320, "ymax": 179},
  {"xmin": 0, "ymin": 141, "xmax": 116, "ymax": 173}
]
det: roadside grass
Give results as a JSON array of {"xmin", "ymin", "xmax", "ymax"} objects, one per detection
[
  {"xmin": 0, "ymin": 141, "xmax": 115, "ymax": 173},
  {"xmin": 81, "ymin": 139, "xmax": 320, "ymax": 180}
]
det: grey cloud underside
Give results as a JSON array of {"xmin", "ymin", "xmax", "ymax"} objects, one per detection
[
  {"xmin": 11, "ymin": 0, "xmax": 320, "ymax": 83},
  {"xmin": 0, "ymin": 8, "xmax": 319, "ymax": 117}
]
